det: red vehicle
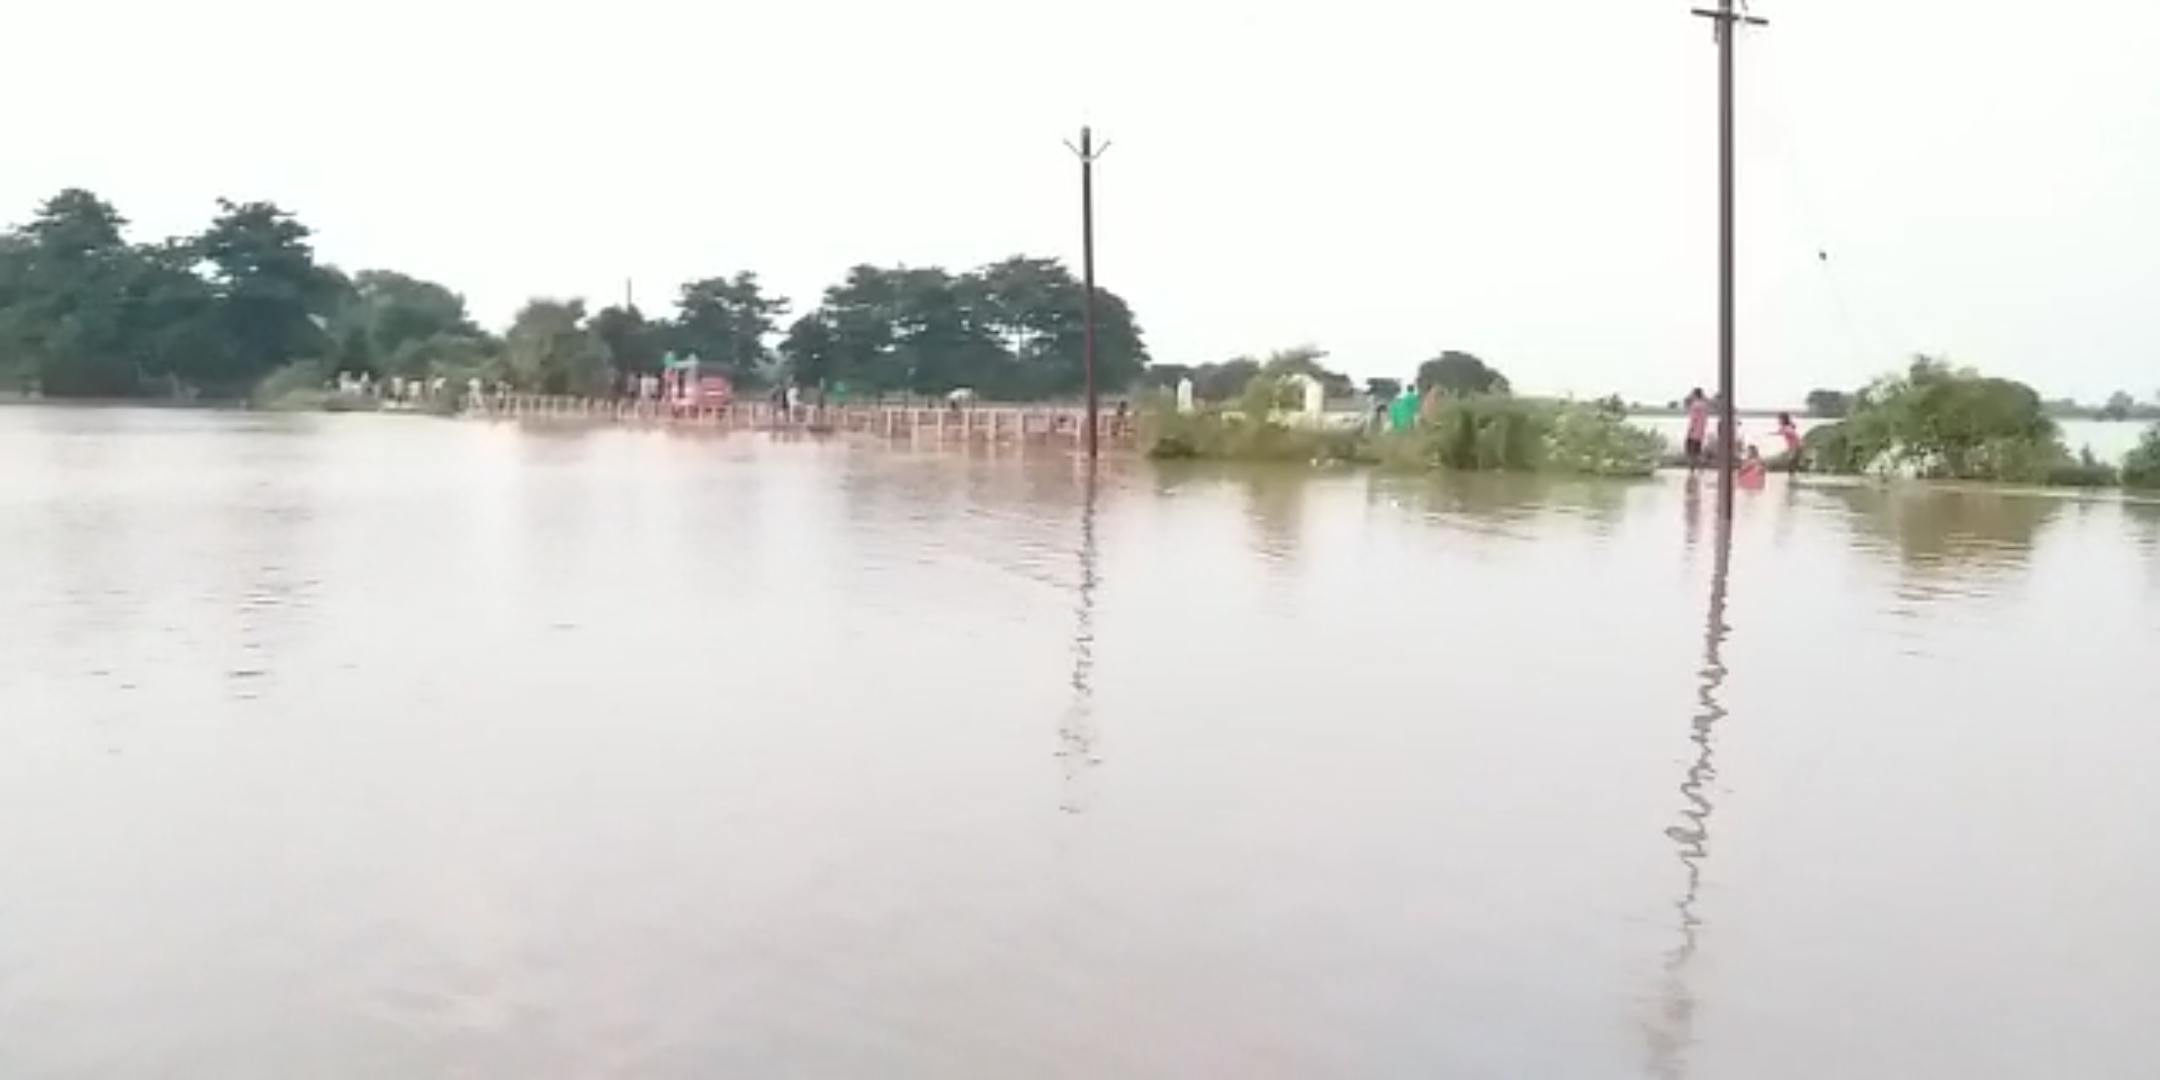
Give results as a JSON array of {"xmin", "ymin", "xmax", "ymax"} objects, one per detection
[{"xmin": 696, "ymin": 374, "xmax": 733, "ymax": 406}]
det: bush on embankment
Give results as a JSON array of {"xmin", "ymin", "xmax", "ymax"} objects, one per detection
[
  {"xmin": 1370, "ymin": 394, "xmax": 1665, "ymax": 477},
  {"xmin": 252, "ymin": 359, "xmax": 470, "ymax": 415},
  {"xmin": 1798, "ymin": 356, "xmax": 2124, "ymax": 487},
  {"xmin": 1142, "ymin": 375, "xmax": 1373, "ymax": 465},
  {"xmin": 2122, "ymin": 424, "xmax": 2160, "ymax": 491},
  {"xmin": 1143, "ymin": 376, "xmax": 1666, "ymax": 478},
  {"xmin": 252, "ymin": 361, "xmax": 347, "ymax": 412}
]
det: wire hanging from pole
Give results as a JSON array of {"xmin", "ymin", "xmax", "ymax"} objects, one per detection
[{"xmin": 1751, "ymin": 31, "xmax": 1911, "ymax": 367}]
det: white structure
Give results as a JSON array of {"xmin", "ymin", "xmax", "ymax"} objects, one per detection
[
  {"xmin": 1299, "ymin": 374, "xmax": 1325, "ymax": 421},
  {"xmin": 1175, "ymin": 377, "xmax": 1195, "ymax": 414}
]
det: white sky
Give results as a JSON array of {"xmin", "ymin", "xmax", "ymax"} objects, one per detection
[{"xmin": 4, "ymin": 0, "xmax": 2155, "ymax": 403}]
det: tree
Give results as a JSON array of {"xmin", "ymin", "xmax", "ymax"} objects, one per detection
[
  {"xmin": 1192, "ymin": 359, "xmax": 1262, "ymax": 402},
  {"xmin": 778, "ymin": 257, "xmax": 1146, "ymax": 398},
  {"xmin": 501, "ymin": 299, "xmax": 612, "ymax": 396},
  {"xmin": 586, "ymin": 304, "xmax": 663, "ymax": 377},
  {"xmin": 1139, "ymin": 363, "xmax": 1196, "ymax": 390},
  {"xmin": 1364, "ymin": 377, "xmax": 1402, "ymax": 399},
  {"xmin": 1417, "ymin": 350, "xmax": 1509, "ymax": 395},
  {"xmin": 0, "ymin": 189, "xmax": 146, "ymax": 395},
  {"xmin": 670, "ymin": 272, "xmax": 789, "ymax": 387},
  {"xmin": 193, "ymin": 198, "xmax": 339, "ymax": 390},
  {"xmin": 1806, "ymin": 356, "xmax": 2073, "ymax": 482},
  {"xmin": 1257, "ymin": 345, "xmax": 1352, "ymax": 398},
  {"xmin": 1804, "ymin": 388, "xmax": 1853, "ymax": 418},
  {"xmin": 2101, "ymin": 390, "xmax": 2136, "ymax": 421},
  {"xmin": 324, "ymin": 268, "xmax": 488, "ymax": 378},
  {"xmin": 972, "ymin": 255, "xmax": 1146, "ymax": 397},
  {"xmin": 0, "ymin": 186, "xmax": 1155, "ymax": 403},
  {"xmin": 777, "ymin": 313, "xmax": 841, "ymax": 388},
  {"xmin": 2124, "ymin": 424, "xmax": 2160, "ymax": 490},
  {"xmin": 121, "ymin": 239, "xmax": 225, "ymax": 394}
]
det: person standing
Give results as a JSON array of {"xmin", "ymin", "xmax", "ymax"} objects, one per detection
[
  {"xmin": 1388, "ymin": 383, "xmax": 1420, "ymax": 432},
  {"xmin": 1775, "ymin": 412, "xmax": 1804, "ymax": 474},
  {"xmin": 1682, "ymin": 389, "xmax": 1710, "ymax": 471}
]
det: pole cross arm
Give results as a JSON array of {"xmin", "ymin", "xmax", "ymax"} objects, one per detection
[{"xmin": 1690, "ymin": 7, "xmax": 1767, "ymax": 25}]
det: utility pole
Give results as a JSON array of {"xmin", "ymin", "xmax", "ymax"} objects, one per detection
[
  {"xmin": 1691, "ymin": 0, "xmax": 1765, "ymax": 514},
  {"xmin": 1065, "ymin": 126, "xmax": 1111, "ymax": 461}
]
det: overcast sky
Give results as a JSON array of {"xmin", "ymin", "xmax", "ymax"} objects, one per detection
[{"xmin": 4, "ymin": 0, "xmax": 2154, "ymax": 402}]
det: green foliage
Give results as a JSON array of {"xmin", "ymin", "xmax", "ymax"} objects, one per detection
[
  {"xmin": 1805, "ymin": 388, "xmax": 1852, "ymax": 418},
  {"xmin": 1382, "ymin": 395, "xmax": 1549, "ymax": 470},
  {"xmin": 251, "ymin": 360, "xmax": 336, "ymax": 411},
  {"xmin": 1144, "ymin": 372, "xmax": 1663, "ymax": 479},
  {"xmin": 2123, "ymin": 424, "xmax": 2160, "ymax": 491},
  {"xmin": 1256, "ymin": 345, "xmax": 1351, "ymax": 397},
  {"xmin": 0, "ymin": 188, "xmax": 1151, "ymax": 403},
  {"xmin": 1143, "ymin": 410, "xmax": 1372, "ymax": 465},
  {"xmin": 322, "ymin": 268, "xmax": 491, "ymax": 379},
  {"xmin": 1375, "ymin": 396, "xmax": 1664, "ymax": 477},
  {"xmin": 1416, "ymin": 350, "xmax": 1509, "ymax": 396},
  {"xmin": 1138, "ymin": 358, "xmax": 1258, "ymax": 402},
  {"xmin": 669, "ymin": 272, "xmax": 790, "ymax": 387},
  {"xmin": 1140, "ymin": 345, "xmax": 1351, "ymax": 405},
  {"xmin": 502, "ymin": 299, "xmax": 613, "ymax": 397},
  {"xmin": 777, "ymin": 257, "xmax": 1146, "ymax": 399},
  {"xmin": 1803, "ymin": 356, "xmax": 2089, "ymax": 484},
  {"xmin": 1143, "ymin": 369, "xmax": 1370, "ymax": 463}
]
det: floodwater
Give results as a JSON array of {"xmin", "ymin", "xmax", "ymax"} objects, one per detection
[
  {"xmin": 2, "ymin": 407, "xmax": 2157, "ymax": 1080},
  {"xmin": 1632, "ymin": 414, "xmax": 2150, "ymax": 462}
]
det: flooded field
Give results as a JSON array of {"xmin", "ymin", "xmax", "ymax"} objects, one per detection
[
  {"xmin": 1630, "ymin": 413, "xmax": 2149, "ymax": 462},
  {"xmin": 2, "ymin": 407, "xmax": 2156, "ymax": 1079}
]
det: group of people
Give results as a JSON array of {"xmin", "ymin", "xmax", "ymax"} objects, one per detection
[
  {"xmin": 331, "ymin": 371, "xmax": 457, "ymax": 404},
  {"xmin": 1680, "ymin": 388, "xmax": 1803, "ymax": 489}
]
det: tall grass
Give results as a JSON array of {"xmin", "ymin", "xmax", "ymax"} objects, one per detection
[{"xmin": 1143, "ymin": 393, "xmax": 1666, "ymax": 478}]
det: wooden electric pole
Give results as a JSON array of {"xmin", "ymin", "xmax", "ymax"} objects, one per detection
[
  {"xmin": 1691, "ymin": 0, "xmax": 1765, "ymax": 514},
  {"xmin": 1065, "ymin": 126, "xmax": 1111, "ymax": 461}
]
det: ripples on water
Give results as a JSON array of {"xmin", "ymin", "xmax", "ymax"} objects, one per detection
[{"xmin": 1, "ymin": 408, "xmax": 2157, "ymax": 1078}]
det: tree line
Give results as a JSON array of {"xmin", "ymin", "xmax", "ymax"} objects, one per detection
[
  {"xmin": 6, "ymin": 187, "xmax": 2146, "ymax": 421},
  {"xmin": 1143, "ymin": 349, "xmax": 1511, "ymax": 404},
  {"xmin": 0, "ymin": 188, "xmax": 1157, "ymax": 402},
  {"xmin": 1805, "ymin": 387, "xmax": 2160, "ymax": 422}
]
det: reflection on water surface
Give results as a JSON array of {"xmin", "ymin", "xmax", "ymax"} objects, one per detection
[{"xmin": 1, "ymin": 409, "xmax": 2156, "ymax": 1079}]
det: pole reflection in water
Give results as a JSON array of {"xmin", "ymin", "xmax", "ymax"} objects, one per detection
[
  {"xmin": 1682, "ymin": 474, "xmax": 1704, "ymax": 560},
  {"xmin": 1057, "ymin": 461, "xmax": 1102, "ymax": 815},
  {"xmin": 1649, "ymin": 506, "xmax": 1733, "ymax": 1079}
]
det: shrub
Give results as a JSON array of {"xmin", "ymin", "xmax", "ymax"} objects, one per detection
[
  {"xmin": 1374, "ymin": 395, "xmax": 1662, "ymax": 477},
  {"xmin": 1147, "ymin": 389, "xmax": 1664, "ymax": 478},
  {"xmin": 1804, "ymin": 357, "xmax": 2079, "ymax": 484},
  {"xmin": 2041, "ymin": 445, "xmax": 2119, "ymax": 489},
  {"xmin": 1141, "ymin": 407, "xmax": 1372, "ymax": 465},
  {"xmin": 2122, "ymin": 424, "xmax": 2160, "ymax": 491},
  {"xmin": 251, "ymin": 360, "xmax": 336, "ymax": 411}
]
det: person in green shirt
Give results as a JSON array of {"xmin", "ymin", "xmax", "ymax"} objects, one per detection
[{"xmin": 1388, "ymin": 384, "xmax": 1421, "ymax": 431}]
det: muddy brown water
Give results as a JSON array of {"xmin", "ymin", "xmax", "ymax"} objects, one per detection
[{"xmin": 2, "ymin": 407, "xmax": 2156, "ymax": 1079}]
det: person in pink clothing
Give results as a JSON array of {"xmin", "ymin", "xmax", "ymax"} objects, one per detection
[
  {"xmin": 1775, "ymin": 411, "xmax": 1804, "ymax": 474},
  {"xmin": 1737, "ymin": 444, "xmax": 1767, "ymax": 489},
  {"xmin": 1682, "ymin": 388, "xmax": 1710, "ymax": 471}
]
